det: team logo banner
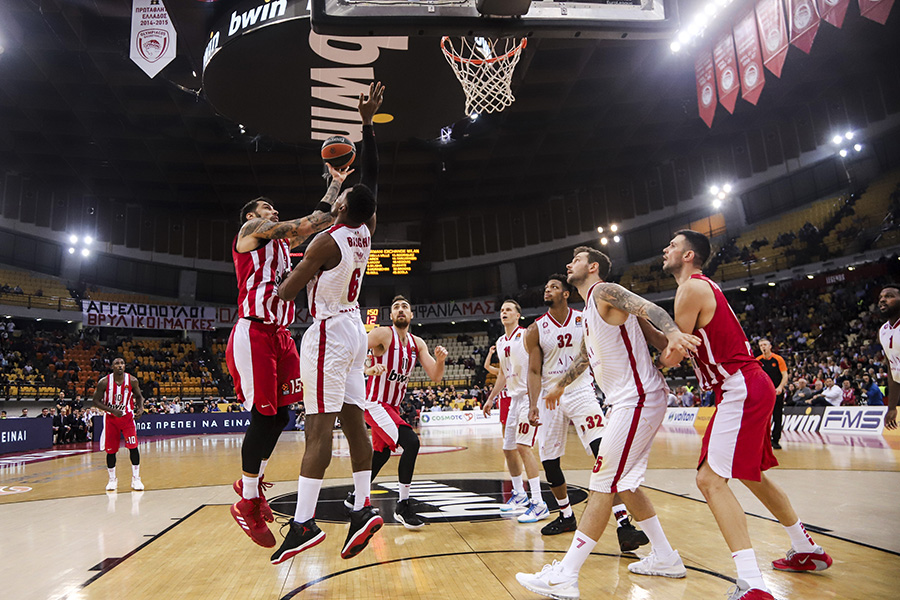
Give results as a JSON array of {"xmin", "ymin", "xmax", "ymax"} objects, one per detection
[
  {"xmin": 695, "ymin": 48, "xmax": 717, "ymax": 128},
  {"xmin": 755, "ymin": 0, "xmax": 789, "ymax": 78},
  {"xmin": 734, "ymin": 9, "xmax": 766, "ymax": 105},
  {"xmin": 788, "ymin": 0, "xmax": 821, "ymax": 54},
  {"xmin": 713, "ymin": 32, "xmax": 740, "ymax": 114},
  {"xmin": 83, "ymin": 301, "xmax": 218, "ymax": 331},
  {"xmin": 816, "ymin": 0, "xmax": 851, "ymax": 27},
  {"xmin": 130, "ymin": 0, "xmax": 176, "ymax": 78}
]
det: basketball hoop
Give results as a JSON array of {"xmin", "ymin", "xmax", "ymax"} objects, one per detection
[{"xmin": 441, "ymin": 36, "xmax": 527, "ymax": 116}]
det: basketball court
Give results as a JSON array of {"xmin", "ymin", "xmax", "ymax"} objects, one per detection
[{"xmin": 2, "ymin": 423, "xmax": 898, "ymax": 600}]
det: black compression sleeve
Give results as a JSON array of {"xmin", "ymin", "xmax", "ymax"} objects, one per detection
[{"xmin": 359, "ymin": 124, "xmax": 378, "ymax": 198}]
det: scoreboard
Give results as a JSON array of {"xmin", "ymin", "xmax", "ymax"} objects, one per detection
[{"xmin": 366, "ymin": 248, "xmax": 420, "ymax": 276}]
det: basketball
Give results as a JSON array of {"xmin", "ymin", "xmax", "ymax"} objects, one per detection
[{"xmin": 321, "ymin": 136, "xmax": 356, "ymax": 169}]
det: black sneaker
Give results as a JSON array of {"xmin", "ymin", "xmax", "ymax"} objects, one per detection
[
  {"xmin": 772, "ymin": 441, "xmax": 782, "ymax": 450},
  {"xmin": 541, "ymin": 513, "xmax": 577, "ymax": 536},
  {"xmin": 617, "ymin": 518, "xmax": 650, "ymax": 552},
  {"xmin": 394, "ymin": 499, "xmax": 425, "ymax": 530},
  {"xmin": 341, "ymin": 504, "xmax": 383, "ymax": 559},
  {"xmin": 270, "ymin": 518, "xmax": 326, "ymax": 565},
  {"xmin": 344, "ymin": 492, "xmax": 355, "ymax": 510}
]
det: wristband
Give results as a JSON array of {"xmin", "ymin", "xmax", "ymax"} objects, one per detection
[{"xmin": 315, "ymin": 201, "xmax": 332, "ymax": 213}]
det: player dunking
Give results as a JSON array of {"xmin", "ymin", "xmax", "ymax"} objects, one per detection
[
  {"xmin": 353, "ymin": 295, "xmax": 448, "ymax": 529},
  {"xmin": 663, "ymin": 230, "xmax": 832, "ymax": 600},
  {"xmin": 92, "ymin": 357, "xmax": 145, "ymax": 492},
  {"xmin": 524, "ymin": 274, "xmax": 648, "ymax": 551},
  {"xmin": 271, "ymin": 82, "xmax": 384, "ymax": 565},
  {"xmin": 517, "ymin": 247, "xmax": 697, "ymax": 599},
  {"xmin": 878, "ymin": 284, "xmax": 900, "ymax": 430},
  {"xmin": 226, "ymin": 159, "xmax": 356, "ymax": 549},
  {"xmin": 484, "ymin": 300, "xmax": 545, "ymax": 520}
]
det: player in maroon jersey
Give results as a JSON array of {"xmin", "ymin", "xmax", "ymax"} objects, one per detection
[
  {"xmin": 92, "ymin": 357, "xmax": 145, "ymax": 492},
  {"xmin": 664, "ymin": 230, "xmax": 832, "ymax": 600}
]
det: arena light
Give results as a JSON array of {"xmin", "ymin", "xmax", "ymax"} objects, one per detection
[
  {"xmin": 848, "ymin": 266, "xmax": 855, "ymax": 271},
  {"xmin": 709, "ymin": 185, "xmax": 720, "ymax": 195},
  {"xmin": 610, "ymin": 224, "xmax": 618, "ymax": 233},
  {"xmin": 832, "ymin": 134, "xmax": 843, "ymax": 145},
  {"xmin": 81, "ymin": 248, "xmax": 90, "ymax": 257},
  {"xmin": 739, "ymin": 286, "xmax": 748, "ymax": 292},
  {"xmin": 600, "ymin": 237, "xmax": 609, "ymax": 245},
  {"xmin": 839, "ymin": 149, "xmax": 848, "ymax": 157},
  {"xmin": 854, "ymin": 143, "xmax": 862, "ymax": 152},
  {"xmin": 722, "ymin": 183, "xmax": 732, "ymax": 193},
  {"xmin": 670, "ymin": 41, "xmax": 681, "ymax": 53},
  {"xmin": 597, "ymin": 226, "xmax": 604, "ymax": 233},
  {"xmin": 807, "ymin": 274, "xmax": 814, "ymax": 280},
  {"xmin": 613, "ymin": 235, "xmax": 621, "ymax": 243},
  {"xmin": 35, "ymin": 318, "xmax": 42, "ymax": 322},
  {"xmin": 768, "ymin": 281, "xmax": 776, "ymax": 287},
  {"xmin": 844, "ymin": 131, "xmax": 854, "ymax": 140},
  {"xmin": 69, "ymin": 234, "xmax": 78, "ymax": 244},
  {"xmin": 712, "ymin": 198, "xmax": 722, "ymax": 209},
  {"xmin": 68, "ymin": 247, "xmax": 75, "ymax": 254},
  {"xmin": 469, "ymin": 112, "xmax": 479, "ymax": 121},
  {"xmin": 717, "ymin": 191, "xmax": 727, "ymax": 200},
  {"xmin": 66, "ymin": 320, "xmax": 73, "ymax": 324},
  {"xmin": 84, "ymin": 235, "xmax": 93, "ymax": 245}
]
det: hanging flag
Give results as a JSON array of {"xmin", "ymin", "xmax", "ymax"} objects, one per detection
[
  {"xmin": 695, "ymin": 48, "xmax": 718, "ymax": 128},
  {"xmin": 788, "ymin": 0, "xmax": 821, "ymax": 54},
  {"xmin": 816, "ymin": 0, "xmax": 851, "ymax": 27},
  {"xmin": 734, "ymin": 10, "xmax": 766, "ymax": 105},
  {"xmin": 755, "ymin": 0, "xmax": 789, "ymax": 77},
  {"xmin": 130, "ymin": 0, "xmax": 177, "ymax": 78},
  {"xmin": 713, "ymin": 32, "xmax": 740, "ymax": 114},
  {"xmin": 858, "ymin": 0, "xmax": 896, "ymax": 23}
]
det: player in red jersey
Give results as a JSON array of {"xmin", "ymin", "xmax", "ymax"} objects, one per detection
[
  {"xmin": 271, "ymin": 82, "xmax": 384, "ymax": 565},
  {"xmin": 350, "ymin": 295, "xmax": 447, "ymax": 529},
  {"xmin": 664, "ymin": 230, "xmax": 832, "ymax": 600},
  {"xmin": 92, "ymin": 357, "xmax": 145, "ymax": 492}
]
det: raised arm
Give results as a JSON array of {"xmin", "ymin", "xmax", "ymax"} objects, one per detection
[
  {"xmin": 483, "ymin": 346, "xmax": 499, "ymax": 375},
  {"xmin": 415, "ymin": 336, "xmax": 447, "ymax": 384},
  {"xmin": 91, "ymin": 377, "xmax": 122, "ymax": 417},
  {"xmin": 357, "ymin": 82, "xmax": 383, "ymax": 234},
  {"xmin": 277, "ymin": 230, "xmax": 340, "ymax": 301}
]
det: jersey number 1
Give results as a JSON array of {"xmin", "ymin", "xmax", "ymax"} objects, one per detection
[{"xmin": 347, "ymin": 268, "xmax": 361, "ymax": 302}]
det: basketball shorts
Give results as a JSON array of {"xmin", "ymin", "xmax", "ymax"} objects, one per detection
[
  {"xmin": 300, "ymin": 314, "xmax": 367, "ymax": 415},
  {"xmin": 103, "ymin": 414, "xmax": 137, "ymax": 453},
  {"xmin": 538, "ymin": 384, "xmax": 605, "ymax": 462},
  {"xmin": 498, "ymin": 391, "xmax": 511, "ymax": 426},
  {"xmin": 226, "ymin": 319, "xmax": 302, "ymax": 416},
  {"xmin": 364, "ymin": 401, "xmax": 412, "ymax": 453},
  {"xmin": 700, "ymin": 366, "xmax": 779, "ymax": 481},
  {"xmin": 503, "ymin": 393, "xmax": 539, "ymax": 451},
  {"xmin": 589, "ymin": 388, "xmax": 667, "ymax": 494}
]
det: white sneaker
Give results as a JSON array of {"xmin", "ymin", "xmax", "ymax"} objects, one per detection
[
  {"xmin": 499, "ymin": 491, "xmax": 529, "ymax": 512},
  {"xmin": 131, "ymin": 477, "xmax": 144, "ymax": 491},
  {"xmin": 515, "ymin": 560, "xmax": 579, "ymax": 599},
  {"xmin": 517, "ymin": 501, "xmax": 550, "ymax": 523},
  {"xmin": 627, "ymin": 549, "xmax": 687, "ymax": 578},
  {"xmin": 106, "ymin": 478, "xmax": 117, "ymax": 492}
]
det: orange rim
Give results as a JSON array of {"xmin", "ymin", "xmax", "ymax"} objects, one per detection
[{"xmin": 440, "ymin": 36, "xmax": 527, "ymax": 66}]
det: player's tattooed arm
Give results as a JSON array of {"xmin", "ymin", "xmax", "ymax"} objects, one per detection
[
  {"xmin": 559, "ymin": 338, "xmax": 590, "ymax": 388},
  {"xmin": 592, "ymin": 283, "xmax": 681, "ymax": 335}
]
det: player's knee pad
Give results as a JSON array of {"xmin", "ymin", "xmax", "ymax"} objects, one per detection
[
  {"xmin": 129, "ymin": 447, "xmax": 140, "ymax": 466},
  {"xmin": 106, "ymin": 453, "xmax": 116, "ymax": 469},
  {"xmin": 542, "ymin": 458, "xmax": 566, "ymax": 488}
]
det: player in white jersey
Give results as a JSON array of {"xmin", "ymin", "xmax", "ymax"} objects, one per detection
[
  {"xmin": 525, "ymin": 274, "xmax": 649, "ymax": 552},
  {"xmin": 92, "ymin": 357, "xmax": 145, "ymax": 492},
  {"xmin": 351, "ymin": 295, "xmax": 447, "ymax": 529},
  {"xmin": 271, "ymin": 82, "xmax": 385, "ymax": 566},
  {"xmin": 484, "ymin": 300, "xmax": 545, "ymax": 520},
  {"xmin": 878, "ymin": 284, "xmax": 900, "ymax": 430},
  {"xmin": 517, "ymin": 247, "xmax": 700, "ymax": 600}
]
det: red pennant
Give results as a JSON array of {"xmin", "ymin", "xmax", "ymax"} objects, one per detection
[
  {"xmin": 816, "ymin": 0, "xmax": 851, "ymax": 27},
  {"xmin": 788, "ymin": 0, "xmax": 821, "ymax": 54},
  {"xmin": 756, "ymin": 0, "xmax": 789, "ymax": 77},
  {"xmin": 733, "ymin": 10, "xmax": 766, "ymax": 105},
  {"xmin": 695, "ymin": 48, "xmax": 717, "ymax": 128},
  {"xmin": 713, "ymin": 32, "xmax": 740, "ymax": 114},
  {"xmin": 859, "ymin": 0, "xmax": 896, "ymax": 23}
]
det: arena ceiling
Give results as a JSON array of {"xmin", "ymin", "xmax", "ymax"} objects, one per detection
[{"xmin": 0, "ymin": 0, "xmax": 898, "ymax": 229}]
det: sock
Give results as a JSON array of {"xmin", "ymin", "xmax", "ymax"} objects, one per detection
[
  {"xmin": 294, "ymin": 476, "xmax": 323, "ymax": 524},
  {"xmin": 131, "ymin": 465, "xmax": 140, "ymax": 478},
  {"xmin": 258, "ymin": 459, "xmax": 269, "ymax": 478},
  {"xmin": 511, "ymin": 475, "xmax": 525, "ymax": 495},
  {"xmin": 733, "ymin": 548, "xmax": 768, "ymax": 592},
  {"xmin": 559, "ymin": 530, "xmax": 598, "ymax": 576},
  {"xmin": 528, "ymin": 477, "xmax": 542, "ymax": 504},
  {"xmin": 613, "ymin": 503, "xmax": 628, "ymax": 526},
  {"xmin": 557, "ymin": 495, "xmax": 573, "ymax": 518},
  {"xmin": 107, "ymin": 468, "xmax": 116, "ymax": 480},
  {"xmin": 242, "ymin": 475, "xmax": 260, "ymax": 500},
  {"xmin": 636, "ymin": 515, "xmax": 675, "ymax": 559},
  {"xmin": 784, "ymin": 520, "xmax": 817, "ymax": 552},
  {"xmin": 399, "ymin": 482, "xmax": 411, "ymax": 502},
  {"xmin": 353, "ymin": 470, "xmax": 372, "ymax": 511}
]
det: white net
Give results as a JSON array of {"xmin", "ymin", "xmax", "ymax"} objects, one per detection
[{"xmin": 441, "ymin": 36, "xmax": 527, "ymax": 116}]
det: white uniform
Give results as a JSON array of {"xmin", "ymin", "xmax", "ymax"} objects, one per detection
[
  {"xmin": 879, "ymin": 319, "xmax": 900, "ymax": 384},
  {"xmin": 496, "ymin": 326, "xmax": 535, "ymax": 450},
  {"xmin": 300, "ymin": 223, "xmax": 370, "ymax": 415},
  {"xmin": 534, "ymin": 308, "xmax": 604, "ymax": 461},
  {"xmin": 583, "ymin": 282, "xmax": 668, "ymax": 493}
]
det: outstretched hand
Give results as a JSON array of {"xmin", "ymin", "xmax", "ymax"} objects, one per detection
[
  {"xmin": 326, "ymin": 163, "xmax": 354, "ymax": 183},
  {"xmin": 358, "ymin": 81, "xmax": 385, "ymax": 125}
]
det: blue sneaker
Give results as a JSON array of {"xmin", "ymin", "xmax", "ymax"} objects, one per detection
[
  {"xmin": 499, "ymin": 490, "xmax": 530, "ymax": 512},
  {"xmin": 517, "ymin": 501, "xmax": 550, "ymax": 523}
]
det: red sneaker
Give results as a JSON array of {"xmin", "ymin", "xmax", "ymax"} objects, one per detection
[
  {"xmin": 231, "ymin": 498, "xmax": 276, "ymax": 548},
  {"xmin": 726, "ymin": 580, "xmax": 775, "ymax": 600},
  {"xmin": 233, "ymin": 477, "xmax": 275, "ymax": 523},
  {"xmin": 772, "ymin": 546, "xmax": 833, "ymax": 572}
]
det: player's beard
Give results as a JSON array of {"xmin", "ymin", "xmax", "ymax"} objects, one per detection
[{"xmin": 393, "ymin": 316, "xmax": 410, "ymax": 329}]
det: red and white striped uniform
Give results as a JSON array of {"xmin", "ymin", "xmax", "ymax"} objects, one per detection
[
  {"xmin": 366, "ymin": 327, "xmax": 418, "ymax": 408},
  {"xmin": 583, "ymin": 282, "xmax": 666, "ymax": 407},
  {"xmin": 232, "ymin": 237, "xmax": 295, "ymax": 327},
  {"xmin": 102, "ymin": 373, "xmax": 139, "ymax": 453},
  {"xmin": 104, "ymin": 373, "xmax": 135, "ymax": 416},
  {"xmin": 307, "ymin": 224, "xmax": 370, "ymax": 320},
  {"xmin": 496, "ymin": 326, "xmax": 536, "ymax": 449}
]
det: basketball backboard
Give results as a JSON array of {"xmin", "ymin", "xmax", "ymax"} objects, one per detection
[{"xmin": 310, "ymin": 0, "xmax": 678, "ymax": 39}]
